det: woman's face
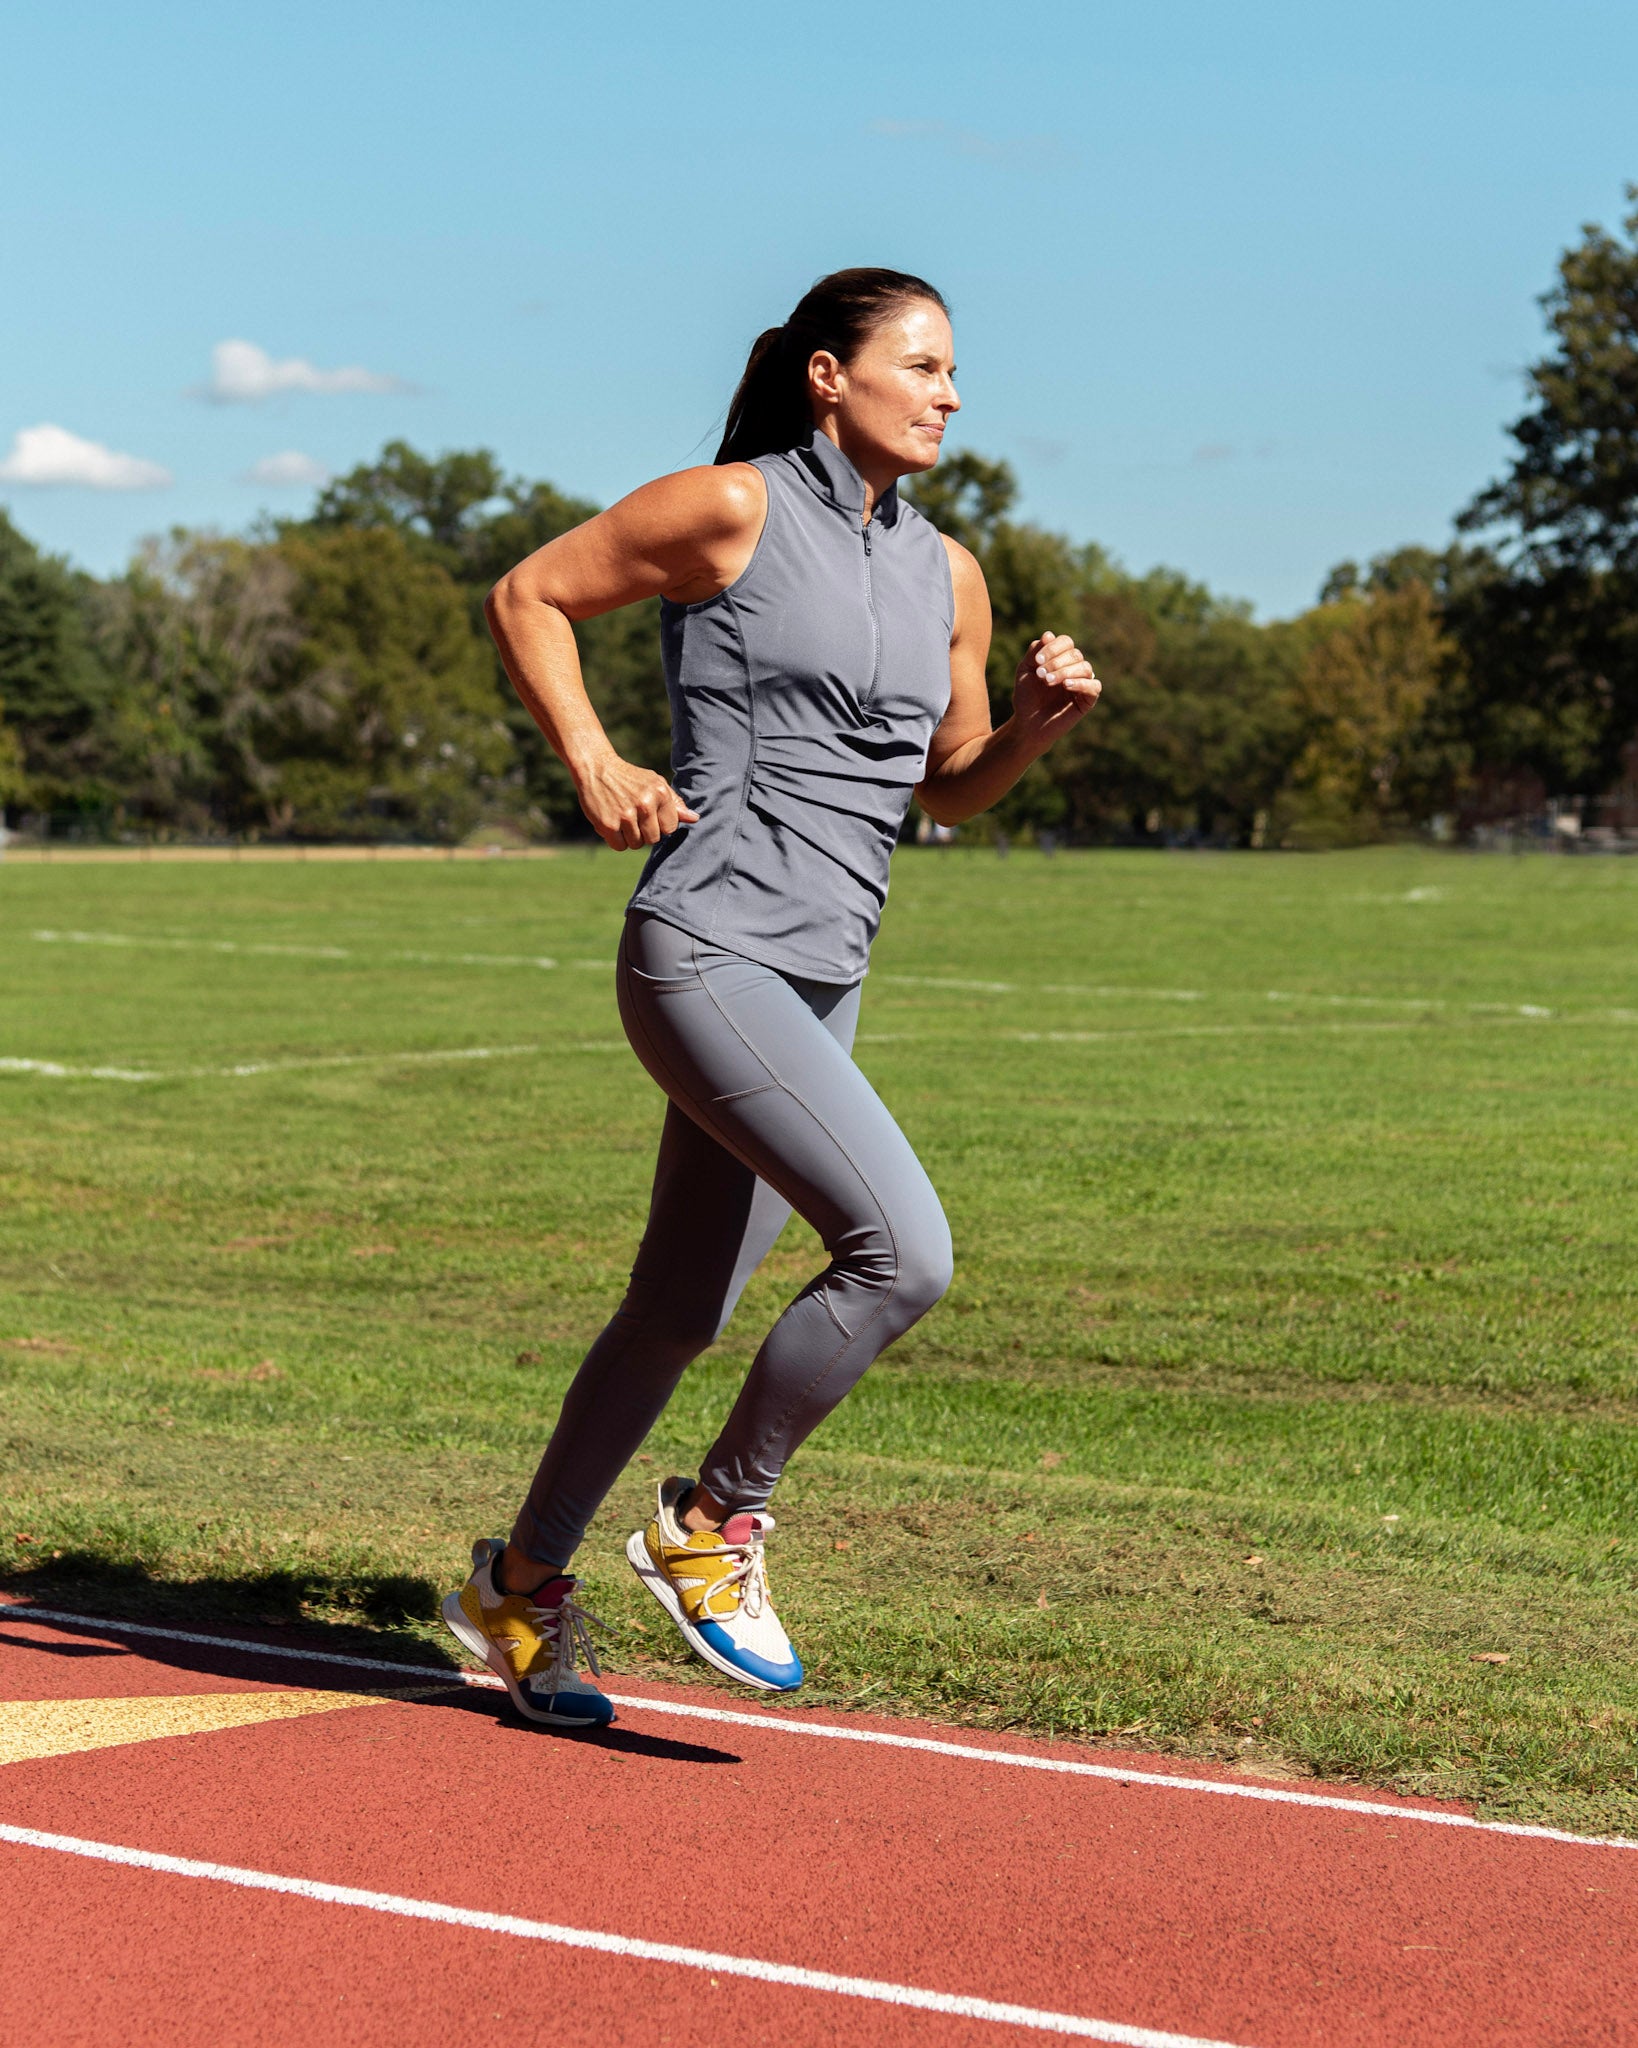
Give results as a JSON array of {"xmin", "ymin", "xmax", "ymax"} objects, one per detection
[{"xmin": 816, "ymin": 299, "xmax": 960, "ymax": 477}]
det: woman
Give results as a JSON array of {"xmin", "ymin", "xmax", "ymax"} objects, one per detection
[{"xmin": 443, "ymin": 267, "xmax": 1101, "ymax": 1728}]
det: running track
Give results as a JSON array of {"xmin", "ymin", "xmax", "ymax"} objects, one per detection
[{"xmin": 1, "ymin": 1599, "xmax": 1631, "ymax": 2045}]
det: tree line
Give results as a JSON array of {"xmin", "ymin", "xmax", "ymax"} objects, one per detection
[{"xmin": 3, "ymin": 192, "xmax": 1635, "ymax": 848}]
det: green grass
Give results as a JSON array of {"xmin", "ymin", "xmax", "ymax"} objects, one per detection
[{"xmin": 3, "ymin": 843, "xmax": 1636, "ymax": 1833}]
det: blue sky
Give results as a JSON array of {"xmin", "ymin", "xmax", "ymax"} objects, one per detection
[{"xmin": 4, "ymin": 1, "xmax": 1635, "ymax": 616}]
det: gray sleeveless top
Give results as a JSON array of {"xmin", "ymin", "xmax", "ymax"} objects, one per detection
[{"xmin": 627, "ymin": 426, "xmax": 955, "ymax": 984}]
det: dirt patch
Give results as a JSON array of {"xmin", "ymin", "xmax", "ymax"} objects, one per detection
[
  {"xmin": 194, "ymin": 1360, "xmax": 284, "ymax": 1384},
  {"xmin": 1230, "ymin": 1749, "xmax": 1314, "ymax": 1781}
]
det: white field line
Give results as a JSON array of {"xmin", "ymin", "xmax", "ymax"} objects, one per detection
[
  {"xmin": 892, "ymin": 1016, "xmax": 1637, "ymax": 1048},
  {"xmin": 32, "ymin": 932, "xmax": 1621, "ymax": 1024},
  {"xmin": 0, "ymin": 1043, "xmax": 631, "ymax": 1083},
  {"xmin": 1007, "ymin": 1020, "xmax": 1526, "ymax": 1045},
  {"xmin": 30, "ymin": 928, "xmax": 565, "ymax": 970},
  {"xmin": 8, "ymin": 1008, "xmax": 1633, "ymax": 1086},
  {"xmin": 883, "ymin": 973, "xmax": 1207, "ymax": 1001},
  {"xmin": 6, "ymin": 1010, "xmax": 1632, "ymax": 1083},
  {"xmin": 0, "ymin": 1824, "xmax": 1247, "ymax": 2048},
  {"xmin": 32, "ymin": 928, "xmax": 352, "ymax": 959},
  {"xmin": 1007, "ymin": 1014, "xmax": 1638, "ymax": 1043},
  {"xmin": 0, "ymin": 1058, "xmax": 164, "ymax": 1082},
  {"xmin": 8, "ymin": 1607, "xmax": 1636, "ymax": 1856},
  {"xmin": 877, "ymin": 972, "xmax": 1591, "ymax": 1023}
]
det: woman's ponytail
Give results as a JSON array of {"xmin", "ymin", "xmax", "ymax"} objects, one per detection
[
  {"xmin": 714, "ymin": 268, "xmax": 948, "ymax": 466},
  {"xmin": 715, "ymin": 325, "xmax": 808, "ymax": 467}
]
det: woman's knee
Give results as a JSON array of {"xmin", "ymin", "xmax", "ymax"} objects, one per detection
[{"xmin": 892, "ymin": 1207, "xmax": 954, "ymax": 1321}]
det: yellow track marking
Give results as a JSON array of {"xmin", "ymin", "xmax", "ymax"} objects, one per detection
[{"xmin": 0, "ymin": 1687, "xmax": 439, "ymax": 1767}]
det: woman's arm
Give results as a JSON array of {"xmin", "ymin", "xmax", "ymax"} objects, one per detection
[
  {"xmin": 914, "ymin": 537, "xmax": 1101, "ymax": 826},
  {"xmin": 485, "ymin": 464, "xmax": 766, "ymax": 849}
]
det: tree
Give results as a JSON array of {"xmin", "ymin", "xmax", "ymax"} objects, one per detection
[
  {"xmin": 904, "ymin": 450, "xmax": 1019, "ymax": 553},
  {"xmin": 0, "ymin": 511, "xmax": 115, "ymax": 813},
  {"xmin": 905, "ymin": 458, "xmax": 1313, "ymax": 843},
  {"xmin": 1456, "ymin": 187, "xmax": 1638, "ymax": 789},
  {"xmin": 98, "ymin": 533, "xmax": 303, "ymax": 832},
  {"xmin": 464, "ymin": 477, "xmax": 672, "ymax": 827},
  {"xmin": 907, "ymin": 456, "xmax": 1120, "ymax": 833},
  {"xmin": 1464, "ymin": 189, "xmax": 1638, "ymax": 576},
  {"xmin": 91, "ymin": 512, "xmax": 523, "ymax": 841},
  {"xmin": 1318, "ymin": 543, "xmax": 1495, "ymax": 609},
  {"xmin": 301, "ymin": 442, "xmax": 662, "ymax": 834},
  {"xmin": 309, "ymin": 442, "xmax": 510, "ymax": 559},
  {"xmin": 0, "ymin": 699, "xmax": 25, "ymax": 808},
  {"xmin": 1278, "ymin": 582, "xmax": 1459, "ymax": 843},
  {"xmin": 267, "ymin": 525, "xmax": 510, "ymax": 840}
]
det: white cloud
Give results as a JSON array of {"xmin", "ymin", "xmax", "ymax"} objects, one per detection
[
  {"xmin": 0, "ymin": 423, "xmax": 172, "ymax": 490},
  {"xmin": 244, "ymin": 450, "xmax": 330, "ymax": 487},
  {"xmin": 201, "ymin": 338, "xmax": 408, "ymax": 404}
]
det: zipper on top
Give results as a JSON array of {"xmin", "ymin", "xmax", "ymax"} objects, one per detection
[{"xmin": 860, "ymin": 518, "xmax": 880, "ymax": 707}]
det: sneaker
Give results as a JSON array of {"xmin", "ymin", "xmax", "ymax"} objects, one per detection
[
  {"xmin": 625, "ymin": 1475, "xmax": 803, "ymax": 1693},
  {"xmin": 441, "ymin": 1537, "xmax": 614, "ymax": 1730}
]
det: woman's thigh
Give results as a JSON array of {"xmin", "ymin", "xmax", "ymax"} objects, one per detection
[
  {"xmin": 618, "ymin": 915, "xmax": 946, "ymax": 1285},
  {"xmin": 617, "ymin": 917, "xmax": 867, "ymax": 1336}
]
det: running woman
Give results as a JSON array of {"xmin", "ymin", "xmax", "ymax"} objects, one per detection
[{"xmin": 444, "ymin": 268, "xmax": 1101, "ymax": 1727}]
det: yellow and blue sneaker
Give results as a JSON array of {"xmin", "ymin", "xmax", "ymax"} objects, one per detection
[
  {"xmin": 625, "ymin": 1475, "xmax": 803, "ymax": 1692},
  {"xmin": 441, "ymin": 1537, "xmax": 614, "ymax": 1730}
]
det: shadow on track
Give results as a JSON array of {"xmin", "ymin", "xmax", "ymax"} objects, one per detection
[
  {"xmin": 3, "ymin": 1550, "xmax": 448, "ymax": 1641},
  {"xmin": 0, "ymin": 1627, "xmax": 130, "ymax": 1659},
  {"xmin": 1, "ymin": 1556, "xmax": 743, "ymax": 1768}
]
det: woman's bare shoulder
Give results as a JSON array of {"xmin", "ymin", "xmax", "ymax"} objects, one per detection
[
  {"xmin": 937, "ymin": 530, "xmax": 983, "ymax": 577},
  {"xmin": 607, "ymin": 460, "xmax": 766, "ymax": 544},
  {"xmin": 939, "ymin": 532, "xmax": 989, "ymax": 623}
]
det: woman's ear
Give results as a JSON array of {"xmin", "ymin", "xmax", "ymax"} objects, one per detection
[{"xmin": 807, "ymin": 348, "xmax": 844, "ymax": 407}]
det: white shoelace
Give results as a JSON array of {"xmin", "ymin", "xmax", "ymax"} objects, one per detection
[
  {"xmin": 526, "ymin": 1584, "xmax": 608, "ymax": 1688},
  {"xmin": 690, "ymin": 1529, "xmax": 768, "ymax": 1622}
]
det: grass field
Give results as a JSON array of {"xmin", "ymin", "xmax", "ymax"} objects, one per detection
[{"xmin": 3, "ymin": 843, "xmax": 1636, "ymax": 1834}]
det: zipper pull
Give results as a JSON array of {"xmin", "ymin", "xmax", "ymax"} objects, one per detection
[{"xmin": 863, "ymin": 521, "xmax": 872, "ymax": 554}]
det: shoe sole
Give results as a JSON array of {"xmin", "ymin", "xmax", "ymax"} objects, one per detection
[
  {"xmin": 623, "ymin": 1529, "xmax": 799, "ymax": 1693},
  {"xmin": 438, "ymin": 1590, "xmax": 612, "ymax": 1730}
]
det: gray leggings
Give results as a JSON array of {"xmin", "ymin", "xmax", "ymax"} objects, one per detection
[{"xmin": 511, "ymin": 909, "xmax": 953, "ymax": 1568}]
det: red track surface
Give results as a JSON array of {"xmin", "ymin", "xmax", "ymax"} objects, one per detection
[{"xmin": 1, "ymin": 1601, "xmax": 1632, "ymax": 2046}]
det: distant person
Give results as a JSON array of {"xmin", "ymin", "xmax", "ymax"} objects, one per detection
[{"xmin": 446, "ymin": 267, "xmax": 1101, "ymax": 1727}]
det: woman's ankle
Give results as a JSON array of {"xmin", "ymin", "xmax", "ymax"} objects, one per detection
[
  {"xmin": 678, "ymin": 1482, "xmax": 729, "ymax": 1534},
  {"xmin": 494, "ymin": 1541, "xmax": 565, "ymax": 1597}
]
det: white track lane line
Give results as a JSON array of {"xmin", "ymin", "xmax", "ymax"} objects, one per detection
[
  {"xmin": 8, "ymin": 1606, "xmax": 1635, "ymax": 1855},
  {"xmin": 0, "ymin": 1823, "xmax": 1248, "ymax": 2048}
]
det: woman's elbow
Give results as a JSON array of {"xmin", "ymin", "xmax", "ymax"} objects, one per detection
[
  {"xmin": 484, "ymin": 574, "xmax": 545, "ymax": 652},
  {"xmin": 916, "ymin": 787, "xmax": 968, "ymax": 829}
]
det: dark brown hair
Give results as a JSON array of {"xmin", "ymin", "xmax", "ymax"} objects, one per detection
[{"xmin": 714, "ymin": 267, "xmax": 949, "ymax": 465}]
